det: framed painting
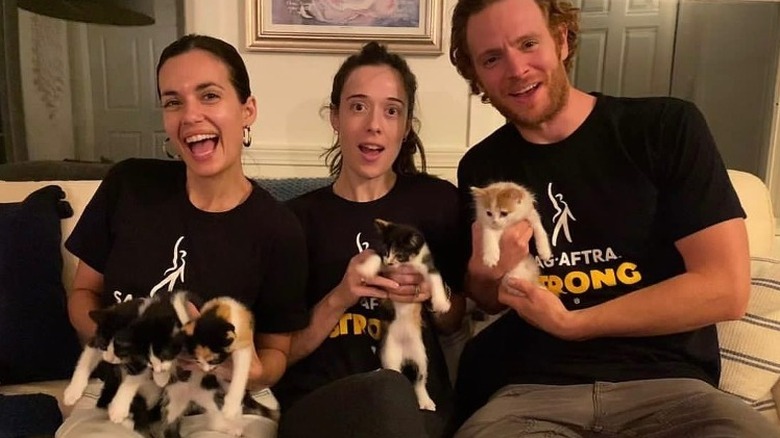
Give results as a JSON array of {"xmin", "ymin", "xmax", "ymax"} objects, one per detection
[{"xmin": 245, "ymin": 0, "xmax": 443, "ymax": 55}]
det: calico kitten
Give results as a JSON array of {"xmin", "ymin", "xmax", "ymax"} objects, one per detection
[
  {"xmin": 471, "ymin": 182, "xmax": 552, "ymax": 285},
  {"xmin": 356, "ymin": 218, "xmax": 451, "ymax": 411},
  {"xmin": 161, "ymin": 296, "xmax": 276, "ymax": 437}
]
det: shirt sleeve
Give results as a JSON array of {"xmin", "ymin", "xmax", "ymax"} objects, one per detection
[
  {"xmin": 653, "ymin": 100, "xmax": 745, "ymax": 241},
  {"xmin": 64, "ymin": 161, "xmax": 126, "ymax": 273}
]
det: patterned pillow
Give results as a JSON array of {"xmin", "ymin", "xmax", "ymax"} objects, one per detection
[{"xmin": 717, "ymin": 257, "xmax": 780, "ymax": 402}]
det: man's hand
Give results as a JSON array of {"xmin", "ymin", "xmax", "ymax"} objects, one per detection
[
  {"xmin": 499, "ymin": 277, "xmax": 580, "ymax": 340},
  {"xmin": 469, "ymin": 220, "xmax": 534, "ymax": 280}
]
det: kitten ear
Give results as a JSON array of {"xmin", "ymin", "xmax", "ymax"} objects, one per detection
[
  {"xmin": 89, "ymin": 309, "xmax": 107, "ymax": 325},
  {"xmin": 374, "ymin": 218, "xmax": 390, "ymax": 232},
  {"xmin": 470, "ymin": 186, "xmax": 484, "ymax": 199}
]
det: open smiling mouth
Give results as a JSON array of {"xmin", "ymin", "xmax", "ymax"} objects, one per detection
[
  {"xmin": 185, "ymin": 133, "xmax": 218, "ymax": 159},
  {"xmin": 510, "ymin": 82, "xmax": 540, "ymax": 97}
]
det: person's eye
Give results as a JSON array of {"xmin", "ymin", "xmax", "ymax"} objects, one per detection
[
  {"xmin": 522, "ymin": 39, "xmax": 539, "ymax": 50},
  {"xmin": 203, "ymin": 92, "xmax": 220, "ymax": 102},
  {"xmin": 350, "ymin": 102, "xmax": 367, "ymax": 112},
  {"xmin": 386, "ymin": 106, "xmax": 402, "ymax": 117},
  {"xmin": 162, "ymin": 99, "xmax": 181, "ymax": 109},
  {"xmin": 483, "ymin": 55, "xmax": 499, "ymax": 68}
]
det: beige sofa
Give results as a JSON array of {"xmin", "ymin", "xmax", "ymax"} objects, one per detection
[{"xmin": 1, "ymin": 170, "xmax": 779, "ymax": 430}]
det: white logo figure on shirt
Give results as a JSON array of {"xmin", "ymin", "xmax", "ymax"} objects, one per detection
[
  {"xmin": 149, "ymin": 236, "xmax": 187, "ymax": 297},
  {"xmin": 548, "ymin": 183, "xmax": 576, "ymax": 246},
  {"xmin": 355, "ymin": 232, "xmax": 369, "ymax": 253}
]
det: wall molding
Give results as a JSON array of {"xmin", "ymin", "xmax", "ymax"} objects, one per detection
[{"xmin": 242, "ymin": 144, "xmax": 465, "ymax": 171}]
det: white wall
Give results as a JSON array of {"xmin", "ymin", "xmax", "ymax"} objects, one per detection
[{"xmin": 183, "ymin": 0, "xmax": 502, "ymax": 182}]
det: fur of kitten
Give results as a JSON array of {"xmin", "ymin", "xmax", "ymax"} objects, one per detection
[
  {"xmin": 161, "ymin": 366, "xmax": 279, "ymax": 438},
  {"xmin": 162, "ymin": 296, "xmax": 273, "ymax": 436},
  {"xmin": 63, "ymin": 299, "xmax": 146, "ymax": 407},
  {"xmin": 105, "ymin": 290, "xmax": 191, "ymax": 425},
  {"xmin": 356, "ymin": 218, "xmax": 451, "ymax": 411},
  {"xmin": 471, "ymin": 182, "xmax": 553, "ymax": 286}
]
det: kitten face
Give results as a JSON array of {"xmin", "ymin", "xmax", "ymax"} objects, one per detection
[
  {"xmin": 111, "ymin": 294, "xmax": 186, "ymax": 374},
  {"xmin": 183, "ymin": 309, "xmax": 235, "ymax": 372},
  {"xmin": 471, "ymin": 182, "xmax": 534, "ymax": 230},
  {"xmin": 373, "ymin": 218, "xmax": 425, "ymax": 266}
]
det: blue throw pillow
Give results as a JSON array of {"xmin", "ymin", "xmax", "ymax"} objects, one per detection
[{"xmin": 0, "ymin": 185, "xmax": 81, "ymax": 384}]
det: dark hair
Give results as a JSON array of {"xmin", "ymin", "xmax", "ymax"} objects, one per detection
[
  {"xmin": 156, "ymin": 34, "xmax": 251, "ymax": 103},
  {"xmin": 323, "ymin": 41, "xmax": 427, "ymax": 178},
  {"xmin": 450, "ymin": 0, "xmax": 580, "ymax": 97}
]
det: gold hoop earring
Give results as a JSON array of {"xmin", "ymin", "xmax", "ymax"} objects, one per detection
[
  {"xmin": 242, "ymin": 126, "xmax": 252, "ymax": 148},
  {"xmin": 162, "ymin": 137, "xmax": 177, "ymax": 159}
]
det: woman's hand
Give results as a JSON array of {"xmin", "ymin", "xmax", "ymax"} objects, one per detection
[
  {"xmin": 331, "ymin": 250, "xmax": 400, "ymax": 309},
  {"xmin": 382, "ymin": 264, "xmax": 432, "ymax": 304}
]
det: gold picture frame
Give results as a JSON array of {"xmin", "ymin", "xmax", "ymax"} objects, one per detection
[{"xmin": 245, "ymin": 0, "xmax": 443, "ymax": 55}]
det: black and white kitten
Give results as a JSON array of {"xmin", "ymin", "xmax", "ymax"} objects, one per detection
[
  {"xmin": 63, "ymin": 298, "xmax": 147, "ymax": 406},
  {"xmin": 161, "ymin": 296, "xmax": 278, "ymax": 437},
  {"xmin": 106, "ymin": 290, "xmax": 191, "ymax": 425},
  {"xmin": 357, "ymin": 218, "xmax": 451, "ymax": 411}
]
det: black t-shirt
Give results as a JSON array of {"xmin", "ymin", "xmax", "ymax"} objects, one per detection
[
  {"xmin": 457, "ymin": 94, "xmax": 744, "ymax": 387},
  {"xmin": 274, "ymin": 173, "xmax": 464, "ymax": 410},
  {"xmin": 65, "ymin": 158, "xmax": 309, "ymax": 334}
]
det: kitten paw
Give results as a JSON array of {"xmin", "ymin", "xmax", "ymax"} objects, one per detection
[
  {"xmin": 431, "ymin": 298, "xmax": 451, "ymax": 314},
  {"xmin": 356, "ymin": 254, "xmax": 382, "ymax": 279},
  {"xmin": 63, "ymin": 382, "xmax": 85, "ymax": 406},
  {"xmin": 222, "ymin": 404, "xmax": 242, "ymax": 421},
  {"xmin": 482, "ymin": 251, "xmax": 500, "ymax": 268},
  {"xmin": 209, "ymin": 415, "xmax": 244, "ymax": 437},
  {"xmin": 417, "ymin": 396, "xmax": 436, "ymax": 412},
  {"xmin": 538, "ymin": 245, "xmax": 553, "ymax": 261},
  {"xmin": 108, "ymin": 401, "xmax": 130, "ymax": 424}
]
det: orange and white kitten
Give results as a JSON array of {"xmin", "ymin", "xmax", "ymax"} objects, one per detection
[{"xmin": 471, "ymin": 182, "xmax": 552, "ymax": 285}]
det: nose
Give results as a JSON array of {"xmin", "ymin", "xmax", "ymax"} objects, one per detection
[
  {"xmin": 505, "ymin": 48, "xmax": 529, "ymax": 79},
  {"xmin": 366, "ymin": 107, "xmax": 382, "ymax": 134},
  {"xmin": 182, "ymin": 99, "xmax": 204, "ymax": 124}
]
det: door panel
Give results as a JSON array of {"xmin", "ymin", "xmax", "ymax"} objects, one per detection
[
  {"xmin": 87, "ymin": 0, "xmax": 179, "ymax": 161},
  {"xmin": 573, "ymin": 0, "xmax": 678, "ymax": 97}
]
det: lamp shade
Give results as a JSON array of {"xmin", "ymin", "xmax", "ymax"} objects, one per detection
[{"xmin": 17, "ymin": 0, "xmax": 155, "ymax": 26}]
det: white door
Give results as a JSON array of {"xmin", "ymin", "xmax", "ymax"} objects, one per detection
[
  {"xmin": 86, "ymin": 0, "xmax": 180, "ymax": 161},
  {"xmin": 573, "ymin": 0, "xmax": 678, "ymax": 96}
]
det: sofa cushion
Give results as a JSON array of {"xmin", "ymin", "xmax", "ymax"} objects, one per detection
[
  {"xmin": 0, "ymin": 185, "xmax": 81, "ymax": 384},
  {"xmin": 717, "ymin": 257, "xmax": 780, "ymax": 402}
]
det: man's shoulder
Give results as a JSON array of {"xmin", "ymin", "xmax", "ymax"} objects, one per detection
[{"xmin": 597, "ymin": 94, "xmax": 696, "ymax": 122}]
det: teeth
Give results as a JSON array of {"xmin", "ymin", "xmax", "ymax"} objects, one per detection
[
  {"xmin": 361, "ymin": 144, "xmax": 383, "ymax": 151},
  {"xmin": 185, "ymin": 133, "xmax": 217, "ymax": 144},
  {"xmin": 517, "ymin": 83, "xmax": 538, "ymax": 94}
]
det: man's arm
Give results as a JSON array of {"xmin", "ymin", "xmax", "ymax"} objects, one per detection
[{"xmin": 501, "ymin": 218, "xmax": 750, "ymax": 340}]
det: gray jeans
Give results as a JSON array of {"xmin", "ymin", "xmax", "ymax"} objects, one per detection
[
  {"xmin": 56, "ymin": 381, "xmax": 278, "ymax": 438},
  {"xmin": 455, "ymin": 378, "xmax": 780, "ymax": 438}
]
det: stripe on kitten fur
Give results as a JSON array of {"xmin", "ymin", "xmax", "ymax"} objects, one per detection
[
  {"xmin": 356, "ymin": 218, "xmax": 451, "ymax": 411},
  {"xmin": 471, "ymin": 182, "xmax": 553, "ymax": 287}
]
